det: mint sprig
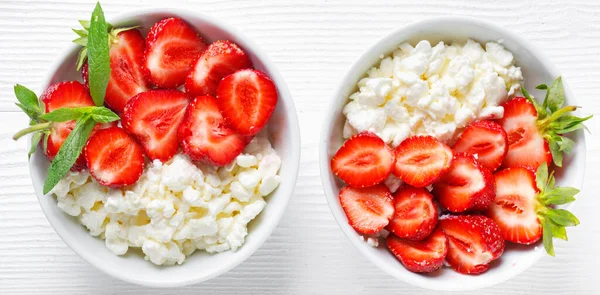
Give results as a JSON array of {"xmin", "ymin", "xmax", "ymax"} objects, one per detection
[{"xmin": 87, "ymin": 2, "xmax": 110, "ymax": 107}]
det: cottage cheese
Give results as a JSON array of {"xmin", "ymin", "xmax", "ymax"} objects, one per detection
[
  {"xmin": 343, "ymin": 39, "xmax": 523, "ymax": 146},
  {"xmin": 51, "ymin": 133, "xmax": 281, "ymax": 266}
]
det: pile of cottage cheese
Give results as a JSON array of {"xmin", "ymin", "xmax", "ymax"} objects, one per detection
[
  {"xmin": 51, "ymin": 133, "xmax": 281, "ymax": 266},
  {"xmin": 343, "ymin": 39, "xmax": 523, "ymax": 146}
]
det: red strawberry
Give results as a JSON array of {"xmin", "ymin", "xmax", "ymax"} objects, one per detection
[
  {"xmin": 41, "ymin": 81, "xmax": 95, "ymax": 169},
  {"xmin": 178, "ymin": 95, "xmax": 247, "ymax": 166},
  {"xmin": 338, "ymin": 184, "xmax": 394, "ymax": 235},
  {"xmin": 387, "ymin": 228, "xmax": 448, "ymax": 273},
  {"xmin": 330, "ymin": 132, "xmax": 395, "ymax": 188},
  {"xmin": 185, "ymin": 40, "xmax": 252, "ymax": 97},
  {"xmin": 216, "ymin": 69, "xmax": 278, "ymax": 136},
  {"xmin": 452, "ymin": 120, "xmax": 507, "ymax": 171},
  {"xmin": 432, "ymin": 153, "xmax": 495, "ymax": 213},
  {"xmin": 144, "ymin": 18, "xmax": 207, "ymax": 88},
  {"xmin": 84, "ymin": 127, "xmax": 145, "ymax": 188},
  {"xmin": 82, "ymin": 29, "xmax": 148, "ymax": 114},
  {"xmin": 439, "ymin": 215, "xmax": 505, "ymax": 274},
  {"xmin": 393, "ymin": 136, "xmax": 453, "ymax": 188},
  {"xmin": 387, "ymin": 186, "xmax": 438, "ymax": 241},
  {"xmin": 122, "ymin": 90, "xmax": 190, "ymax": 162}
]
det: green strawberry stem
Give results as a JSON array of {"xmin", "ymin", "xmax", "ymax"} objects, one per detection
[{"xmin": 12, "ymin": 122, "xmax": 51, "ymax": 140}]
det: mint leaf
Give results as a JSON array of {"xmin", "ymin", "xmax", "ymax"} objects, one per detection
[
  {"xmin": 546, "ymin": 208, "xmax": 580, "ymax": 227},
  {"xmin": 547, "ymin": 77, "xmax": 565, "ymax": 113},
  {"xmin": 541, "ymin": 218, "xmax": 555, "ymax": 256},
  {"xmin": 43, "ymin": 116, "xmax": 96, "ymax": 194},
  {"xmin": 90, "ymin": 107, "xmax": 119, "ymax": 123},
  {"xmin": 28, "ymin": 132, "xmax": 43, "ymax": 159},
  {"xmin": 39, "ymin": 107, "xmax": 94, "ymax": 122},
  {"xmin": 535, "ymin": 163, "xmax": 548, "ymax": 191},
  {"xmin": 14, "ymin": 84, "xmax": 40, "ymax": 112},
  {"xmin": 87, "ymin": 2, "xmax": 110, "ymax": 107}
]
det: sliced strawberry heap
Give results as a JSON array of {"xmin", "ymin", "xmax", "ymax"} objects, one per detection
[
  {"xmin": 452, "ymin": 120, "xmax": 507, "ymax": 172},
  {"xmin": 387, "ymin": 228, "xmax": 448, "ymax": 273},
  {"xmin": 217, "ymin": 69, "xmax": 278, "ymax": 136},
  {"xmin": 178, "ymin": 95, "xmax": 248, "ymax": 166},
  {"xmin": 439, "ymin": 215, "xmax": 505, "ymax": 274},
  {"xmin": 393, "ymin": 136, "xmax": 453, "ymax": 188},
  {"xmin": 486, "ymin": 164, "xmax": 579, "ymax": 255},
  {"xmin": 387, "ymin": 186, "xmax": 438, "ymax": 241},
  {"xmin": 331, "ymin": 132, "xmax": 395, "ymax": 188},
  {"xmin": 433, "ymin": 153, "xmax": 495, "ymax": 213},
  {"xmin": 338, "ymin": 184, "xmax": 394, "ymax": 235},
  {"xmin": 122, "ymin": 90, "xmax": 189, "ymax": 162},
  {"xmin": 144, "ymin": 17, "xmax": 207, "ymax": 88},
  {"xmin": 185, "ymin": 40, "xmax": 252, "ymax": 97},
  {"xmin": 84, "ymin": 127, "xmax": 145, "ymax": 188}
]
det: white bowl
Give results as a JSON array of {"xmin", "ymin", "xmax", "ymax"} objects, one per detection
[
  {"xmin": 29, "ymin": 8, "xmax": 300, "ymax": 288},
  {"xmin": 320, "ymin": 16, "xmax": 586, "ymax": 291}
]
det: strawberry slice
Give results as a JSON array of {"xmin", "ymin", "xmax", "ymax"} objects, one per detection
[
  {"xmin": 178, "ymin": 95, "xmax": 247, "ymax": 166},
  {"xmin": 439, "ymin": 215, "xmax": 505, "ymax": 274},
  {"xmin": 387, "ymin": 228, "xmax": 448, "ymax": 273},
  {"xmin": 41, "ymin": 81, "xmax": 95, "ymax": 169},
  {"xmin": 216, "ymin": 69, "xmax": 278, "ymax": 136},
  {"xmin": 122, "ymin": 90, "xmax": 190, "ymax": 162},
  {"xmin": 82, "ymin": 29, "xmax": 148, "ymax": 114},
  {"xmin": 185, "ymin": 40, "xmax": 252, "ymax": 97},
  {"xmin": 84, "ymin": 127, "xmax": 145, "ymax": 188},
  {"xmin": 452, "ymin": 120, "xmax": 507, "ymax": 172},
  {"xmin": 432, "ymin": 153, "xmax": 495, "ymax": 213},
  {"xmin": 393, "ymin": 136, "xmax": 453, "ymax": 188},
  {"xmin": 330, "ymin": 132, "xmax": 395, "ymax": 188},
  {"xmin": 338, "ymin": 184, "xmax": 394, "ymax": 235},
  {"xmin": 387, "ymin": 186, "xmax": 438, "ymax": 241},
  {"xmin": 144, "ymin": 18, "xmax": 207, "ymax": 88}
]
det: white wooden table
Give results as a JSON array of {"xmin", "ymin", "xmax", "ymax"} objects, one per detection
[{"xmin": 1, "ymin": 0, "xmax": 598, "ymax": 293}]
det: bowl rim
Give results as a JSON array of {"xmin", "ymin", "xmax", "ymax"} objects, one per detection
[
  {"xmin": 30, "ymin": 7, "xmax": 301, "ymax": 288},
  {"xmin": 319, "ymin": 15, "xmax": 586, "ymax": 291}
]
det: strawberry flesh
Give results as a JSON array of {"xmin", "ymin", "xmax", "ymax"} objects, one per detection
[
  {"xmin": 144, "ymin": 18, "xmax": 207, "ymax": 88},
  {"xmin": 387, "ymin": 186, "xmax": 438, "ymax": 241},
  {"xmin": 216, "ymin": 69, "xmax": 278, "ymax": 136},
  {"xmin": 393, "ymin": 136, "xmax": 453, "ymax": 188},
  {"xmin": 178, "ymin": 95, "xmax": 248, "ymax": 166},
  {"xmin": 185, "ymin": 40, "xmax": 252, "ymax": 97},
  {"xmin": 439, "ymin": 215, "xmax": 505, "ymax": 274},
  {"xmin": 433, "ymin": 153, "xmax": 495, "ymax": 213},
  {"xmin": 452, "ymin": 120, "xmax": 507, "ymax": 172},
  {"xmin": 122, "ymin": 90, "xmax": 190, "ymax": 162},
  {"xmin": 338, "ymin": 184, "xmax": 394, "ymax": 235},
  {"xmin": 331, "ymin": 132, "xmax": 395, "ymax": 188},
  {"xmin": 387, "ymin": 228, "xmax": 448, "ymax": 273},
  {"xmin": 84, "ymin": 127, "xmax": 145, "ymax": 188}
]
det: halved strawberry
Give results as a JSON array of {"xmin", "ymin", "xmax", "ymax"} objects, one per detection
[
  {"xmin": 387, "ymin": 186, "xmax": 438, "ymax": 241},
  {"xmin": 41, "ymin": 81, "xmax": 95, "ymax": 169},
  {"xmin": 387, "ymin": 228, "xmax": 448, "ymax": 273},
  {"xmin": 330, "ymin": 132, "xmax": 395, "ymax": 188},
  {"xmin": 84, "ymin": 127, "xmax": 145, "ymax": 188},
  {"xmin": 433, "ymin": 153, "xmax": 495, "ymax": 213},
  {"xmin": 393, "ymin": 136, "xmax": 453, "ymax": 188},
  {"xmin": 185, "ymin": 40, "xmax": 252, "ymax": 97},
  {"xmin": 338, "ymin": 184, "xmax": 394, "ymax": 235},
  {"xmin": 82, "ymin": 29, "xmax": 148, "ymax": 114},
  {"xmin": 452, "ymin": 120, "xmax": 507, "ymax": 171},
  {"xmin": 439, "ymin": 215, "xmax": 505, "ymax": 274},
  {"xmin": 144, "ymin": 18, "xmax": 207, "ymax": 88},
  {"xmin": 216, "ymin": 69, "xmax": 278, "ymax": 136},
  {"xmin": 178, "ymin": 95, "xmax": 247, "ymax": 166},
  {"xmin": 122, "ymin": 90, "xmax": 189, "ymax": 162}
]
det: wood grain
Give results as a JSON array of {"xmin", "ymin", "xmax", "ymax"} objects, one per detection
[{"xmin": 0, "ymin": 0, "xmax": 599, "ymax": 294}]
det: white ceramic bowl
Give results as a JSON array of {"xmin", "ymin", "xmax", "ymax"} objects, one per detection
[
  {"xmin": 29, "ymin": 8, "xmax": 300, "ymax": 288},
  {"xmin": 320, "ymin": 17, "xmax": 586, "ymax": 291}
]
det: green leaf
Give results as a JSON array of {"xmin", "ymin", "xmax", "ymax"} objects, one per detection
[
  {"xmin": 39, "ymin": 107, "xmax": 94, "ymax": 122},
  {"xmin": 546, "ymin": 77, "xmax": 565, "ymax": 113},
  {"xmin": 536, "ymin": 162, "xmax": 549, "ymax": 191},
  {"xmin": 73, "ymin": 36, "xmax": 88, "ymax": 46},
  {"xmin": 16, "ymin": 103, "xmax": 39, "ymax": 121},
  {"xmin": 546, "ymin": 208, "xmax": 580, "ymax": 227},
  {"xmin": 548, "ymin": 139, "xmax": 563, "ymax": 167},
  {"xmin": 28, "ymin": 132, "xmax": 43, "ymax": 159},
  {"xmin": 557, "ymin": 136, "xmax": 575, "ymax": 153},
  {"xmin": 541, "ymin": 218, "xmax": 555, "ymax": 256},
  {"xmin": 548, "ymin": 170, "xmax": 556, "ymax": 190},
  {"xmin": 90, "ymin": 107, "xmax": 119, "ymax": 123},
  {"xmin": 550, "ymin": 222, "xmax": 568, "ymax": 241},
  {"xmin": 42, "ymin": 132, "xmax": 49, "ymax": 154},
  {"xmin": 521, "ymin": 84, "xmax": 545, "ymax": 117},
  {"xmin": 87, "ymin": 2, "xmax": 111, "ymax": 107},
  {"xmin": 536, "ymin": 84, "xmax": 548, "ymax": 90},
  {"xmin": 14, "ymin": 84, "xmax": 40, "ymax": 112},
  {"xmin": 111, "ymin": 25, "xmax": 140, "ymax": 36},
  {"xmin": 43, "ymin": 116, "xmax": 96, "ymax": 194},
  {"xmin": 76, "ymin": 47, "xmax": 88, "ymax": 71},
  {"xmin": 553, "ymin": 115, "xmax": 592, "ymax": 134},
  {"xmin": 79, "ymin": 20, "xmax": 90, "ymax": 29},
  {"xmin": 544, "ymin": 194, "xmax": 576, "ymax": 206},
  {"xmin": 543, "ymin": 186, "xmax": 578, "ymax": 205},
  {"xmin": 72, "ymin": 28, "xmax": 88, "ymax": 37}
]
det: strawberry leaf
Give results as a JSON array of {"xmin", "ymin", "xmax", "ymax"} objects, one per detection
[
  {"xmin": 76, "ymin": 47, "xmax": 88, "ymax": 71},
  {"xmin": 536, "ymin": 84, "xmax": 548, "ymax": 90},
  {"xmin": 552, "ymin": 114, "xmax": 592, "ymax": 134},
  {"xmin": 550, "ymin": 222, "xmax": 568, "ymax": 241},
  {"xmin": 72, "ymin": 28, "xmax": 88, "ymax": 37},
  {"xmin": 546, "ymin": 77, "xmax": 565, "ymax": 113},
  {"xmin": 521, "ymin": 84, "xmax": 546, "ymax": 117},
  {"xmin": 541, "ymin": 218, "xmax": 555, "ymax": 256},
  {"xmin": 87, "ymin": 2, "xmax": 110, "ymax": 107},
  {"xmin": 28, "ymin": 132, "xmax": 43, "ymax": 159},
  {"xmin": 556, "ymin": 136, "xmax": 574, "ymax": 153},
  {"xmin": 546, "ymin": 208, "xmax": 580, "ymax": 227},
  {"xmin": 548, "ymin": 139, "xmax": 563, "ymax": 167},
  {"xmin": 536, "ymin": 162, "xmax": 548, "ymax": 191}
]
